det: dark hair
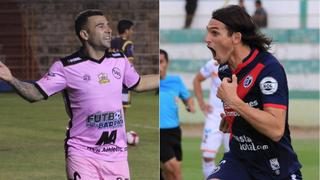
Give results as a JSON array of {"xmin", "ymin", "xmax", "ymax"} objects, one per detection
[
  {"xmin": 75, "ymin": 9, "xmax": 104, "ymax": 40},
  {"xmin": 117, "ymin": 20, "xmax": 134, "ymax": 34},
  {"xmin": 255, "ymin": 0, "xmax": 262, "ymax": 5},
  {"xmin": 211, "ymin": 5, "xmax": 271, "ymax": 51},
  {"xmin": 160, "ymin": 49, "xmax": 169, "ymax": 62}
]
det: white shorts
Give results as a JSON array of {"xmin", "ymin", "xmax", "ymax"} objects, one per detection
[
  {"xmin": 66, "ymin": 155, "xmax": 130, "ymax": 180},
  {"xmin": 201, "ymin": 109, "xmax": 230, "ymax": 158}
]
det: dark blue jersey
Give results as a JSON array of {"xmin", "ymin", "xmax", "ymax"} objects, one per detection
[
  {"xmin": 111, "ymin": 37, "xmax": 134, "ymax": 62},
  {"xmin": 218, "ymin": 49, "xmax": 301, "ymax": 179}
]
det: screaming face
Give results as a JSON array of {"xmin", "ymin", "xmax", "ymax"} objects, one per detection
[{"xmin": 205, "ymin": 18, "xmax": 234, "ymax": 65}]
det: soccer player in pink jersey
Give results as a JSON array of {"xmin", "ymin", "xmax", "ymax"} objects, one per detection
[{"xmin": 0, "ymin": 9, "xmax": 158, "ymax": 180}]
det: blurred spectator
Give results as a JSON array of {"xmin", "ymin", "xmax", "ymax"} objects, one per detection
[
  {"xmin": 252, "ymin": 0, "xmax": 268, "ymax": 28},
  {"xmin": 184, "ymin": 0, "xmax": 198, "ymax": 29},
  {"xmin": 238, "ymin": 0, "xmax": 247, "ymax": 13}
]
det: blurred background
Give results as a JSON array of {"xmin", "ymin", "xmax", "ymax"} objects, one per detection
[{"xmin": 160, "ymin": 0, "xmax": 319, "ymax": 179}]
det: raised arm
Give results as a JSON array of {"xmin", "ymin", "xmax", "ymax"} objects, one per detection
[
  {"xmin": 193, "ymin": 72, "xmax": 212, "ymax": 114},
  {"xmin": 0, "ymin": 61, "xmax": 44, "ymax": 103},
  {"xmin": 133, "ymin": 74, "xmax": 159, "ymax": 92}
]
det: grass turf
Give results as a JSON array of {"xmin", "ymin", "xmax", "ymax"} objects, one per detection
[{"xmin": 0, "ymin": 91, "xmax": 158, "ymax": 180}]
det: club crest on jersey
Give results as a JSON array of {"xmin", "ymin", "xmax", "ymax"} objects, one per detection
[
  {"xmin": 260, "ymin": 77, "xmax": 278, "ymax": 95},
  {"xmin": 98, "ymin": 73, "xmax": 110, "ymax": 84},
  {"xmin": 243, "ymin": 75, "xmax": 253, "ymax": 88},
  {"xmin": 269, "ymin": 158, "xmax": 280, "ymax": 175}
]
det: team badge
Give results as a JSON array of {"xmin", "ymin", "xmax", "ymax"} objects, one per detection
[
  {"xmin": 112, "ymin": 67, "xmax": 121, "ymax": 79},
  {"xmin": 243, "ymin": 75, "xmax": 253, "ymax": 88},
  {"xmin": 269, "ymin": 158, "xmax": 280, "ymax": 175},
  {"xmin": 98, "ymin": 73, "xmax": 110, "ymax": 84},
  {"xmin": 260, "ymin": 77, "xmax": 278, "ymax": 95}
]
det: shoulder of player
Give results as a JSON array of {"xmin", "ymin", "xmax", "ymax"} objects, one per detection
[
  {"xmin": 60, "ymin": 50, "xmax": 87, "ymax": 67},
  {"xmin": 259, "ymin": 52, "xmax": 283, "ymax": 70},
  {"xmin": 123, "ymin": 40, "xmax": 133, "ymax": 45},
  {"xmin": 106, "ymin": 50, "xmax": 126, "ymax": 59},
  {"xmin": 122, "ymin": 40, "xmax": 134, "ymax": 50},
  {"xmin": 168, "ymin": 75, "xmax": 185, "ymax": 84}
]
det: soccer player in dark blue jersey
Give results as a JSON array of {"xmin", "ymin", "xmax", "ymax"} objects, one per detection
[
  {"xmin": 205, "ymin": 5, "xmax": 302, "ymax": 180},
  {"xmin": 111, "ymin": 19, "xmax": 135, "ymax": 111}
]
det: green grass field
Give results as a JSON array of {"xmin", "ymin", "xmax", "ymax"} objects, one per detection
[
  {"xmin": 0, "ymin": 91, "xmax": 159, "ymax": 180},
  {"xmin": 182, "ymin": 137, "xmax": 319, "ymax": 180}
]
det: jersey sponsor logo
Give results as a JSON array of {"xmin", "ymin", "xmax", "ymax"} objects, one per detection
[
  {"xmin": 87, "ymin": 143, "xmax": 127, "ymax": 153},
  {"xmin": 291, "ymin": 174, "xmax": 297, "ymax": 180},
  {"xmin": 68, "ymin": 57, "xmax": 82, "ymax": 63},
  {"xmin": 260, "ymin": 77, "xmax": 278, "ymax": 95},
  {"xmin": 111, "ymin": 52, "xmax": 122, "ymax": 57},
  {"xmin": 218, "ymin": 64, "xmax": 228, "ymax": 71},
  {"xmin": 86, "ymin": 110, "xmax": 123, "ymax": 129},
  {"xmin": 98, "ymin": 73, "xmax": 110, "ymax": 84},
  {"xmin": 82, "ymin": 74, "xmax": 91, "ymax": 81},
  {"xmin": 116, "ymin": 177, "xmax": 129, "ymax": 180},
  {"xmin": 69, "ymin": 171, "xmax": 81, "ymax": 180},
  {"xmin": 224, "ymin": 104, "xmax": 240, "ymax": 117},
  {"xmin": 96, "ymin": 130, "xmax": 117, "ymax": 145},
  {"xmin": 43, "ymin": 71, "xmax": 56, "ymax": 80},
  {"xmin": 233, "ymin": 134, "xmax": 269, "ymax": 151},
  {"xmin": 243, "ymin": 75, "xmax": 253, "ymax": 88},
  {"xmin": 112, "ymin": 67, "xmax": 121, "ymax": 79},
  {"xmin": 269, "ymin": 158, "xmax": 280, "ymax": 175},
  {"xmin": 248, "ymin": 100, "xmax": 258, "ymax": 107}
]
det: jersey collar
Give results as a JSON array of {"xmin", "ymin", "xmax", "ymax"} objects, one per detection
[
  {"xmin": 232, "ymin": 48, "xmax": 259, "ymax": 74},
  {"xmin": 78, "ymin": 47, "xmax": 109, "ymax": 64}
]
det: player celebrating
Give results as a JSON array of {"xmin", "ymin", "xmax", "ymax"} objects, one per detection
[
  {"xmin": 111, "ymin": 19, "xmax": 135, "ymax": 111},
  {"xmin": 193, "ymin": 59, "xmax": 229, "ymax": 179},
  {"xmin": 0, "ymin": 9, "xmax": 158, "ymax": 179},
  {"xmin": 160, "ymin": 49, "xmax": 195, "ymax": 180},
  {"xmin": 205, "ymin": 6, "xmax": 302, "ymax": 180}
]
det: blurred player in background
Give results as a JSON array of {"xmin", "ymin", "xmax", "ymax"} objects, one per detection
[
  {"xmin": 205, "ymin": 5, "xmax": 302, "ymax": 180},
  {"xmin": 111, "ymin": 19, "xmax": 135, "ymax": 113},
  {"xmin": 0, "ymin": 9, "xmax": 158, "ymax": 179},
  {"xmin": 238, "ymin": 0, "xmax": 247, "ymax": 13},
  {"xmin": 160, "ymin": 49, "xmax": 195, "ymax": 180},
  {"xmin": 252, "ymin": 0, "xmax": 268, "ymax": 28},
  {"xmin": 193, "ymin": 59, "xmax": 229, "ymax": 179}
]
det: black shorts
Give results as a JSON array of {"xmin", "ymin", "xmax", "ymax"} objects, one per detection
[
  {"xmin": 160, "ymin": 127, "xmax": 182, "ymax": 163},
  {"xmin": 207, "ymin": 152, "xmax": 302, "ymax": 180}
]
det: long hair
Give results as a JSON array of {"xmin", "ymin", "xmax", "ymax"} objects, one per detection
[{"xmin": 211, "ymin": 5, "xmax": 271, "ymax": 51}]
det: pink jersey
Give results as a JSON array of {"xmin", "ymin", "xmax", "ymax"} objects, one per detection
[{"xmin": 35, "ymin": 49, "xmax": 140, "ymax": 161}]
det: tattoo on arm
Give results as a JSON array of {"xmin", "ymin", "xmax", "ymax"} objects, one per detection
[{"xmin": 9, "ymin": 77, "xmax": 44, "ymax": 103}]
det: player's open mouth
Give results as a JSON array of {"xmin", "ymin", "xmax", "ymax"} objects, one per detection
[{"xmin": 207, "ymin": 46, "xmax": 216, "ymax": 58}]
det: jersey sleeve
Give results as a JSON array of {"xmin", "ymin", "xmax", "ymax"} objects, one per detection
[
  {"xmin": 123, "ymin": 57, "xmax": 140, "ymax": 89},
  {"xmin": 123, "ymin": 41, "xmax": 134, "ymax": 61},
  {"xmin": 258, "ymin": 63, "xmax": 288, "ymax": 109},
  {"xmin": 200, "ymin": 60, "xmax": 216, "ymax": 78},
  {"xmin": 35, "ymin": 60, "xmax": 67, "ymax": 99},
  {"xmin": 177, "ymin": 77, "xmax": 190, "ymax": 100}
]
